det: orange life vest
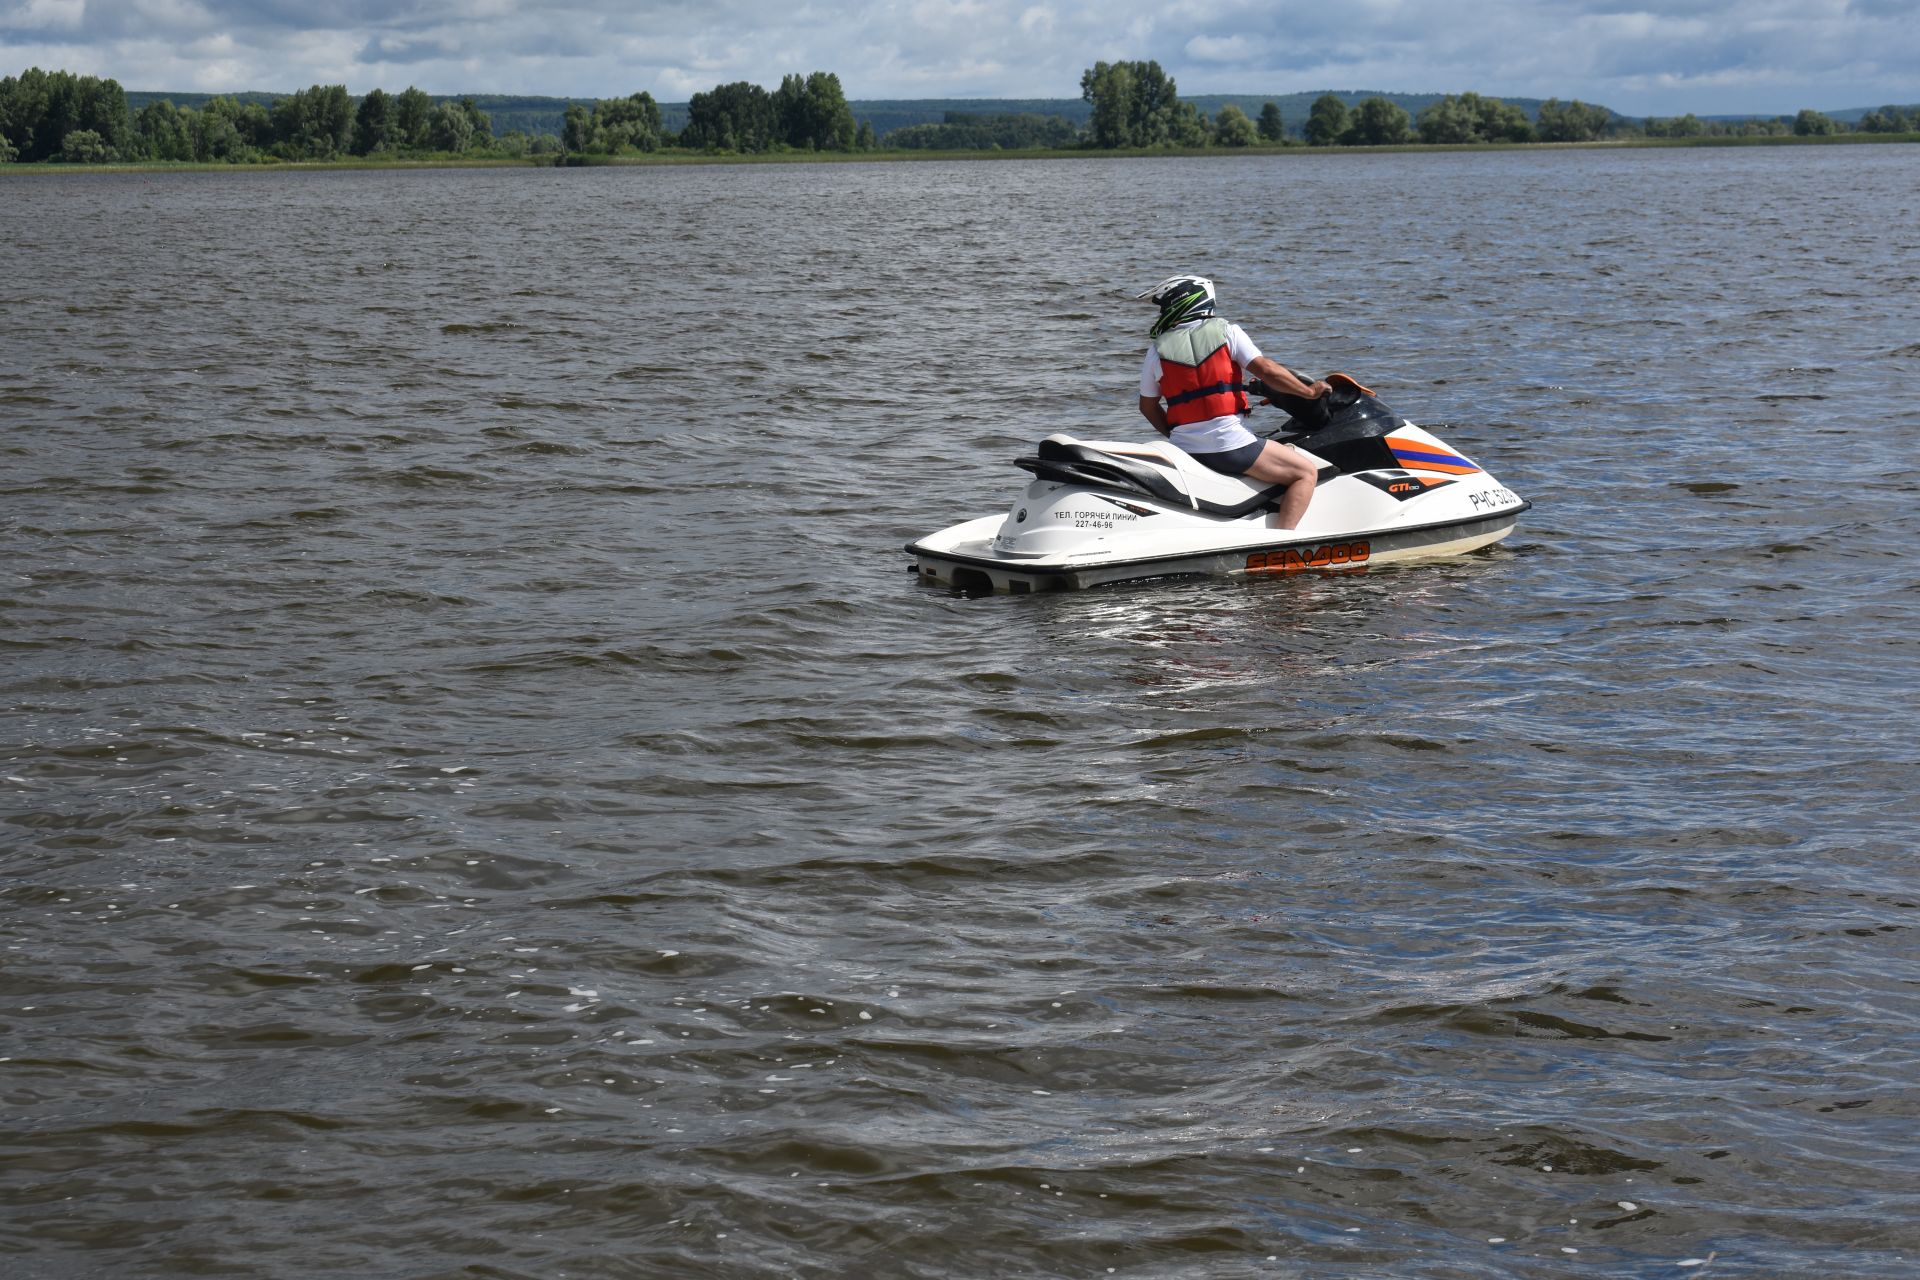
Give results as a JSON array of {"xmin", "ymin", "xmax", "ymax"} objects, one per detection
[{"xmin": 1155, "ymin": 318, "xmax": 1249, "ymax": 426}]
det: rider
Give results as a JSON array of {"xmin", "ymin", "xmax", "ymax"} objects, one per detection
[{"xmin": 1135, "ymin": 274, "xmax": 1328, "ymax": 530}]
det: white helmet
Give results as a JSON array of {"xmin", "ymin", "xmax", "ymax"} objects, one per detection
[{"xmin": 1135, "ymin": 274, "xmax": 1217, "ymax": 337}]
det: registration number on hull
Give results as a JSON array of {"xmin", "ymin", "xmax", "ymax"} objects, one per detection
[{"xmin": 1468, "ymin": 485, "xmax": 1520, "ymax": 512}]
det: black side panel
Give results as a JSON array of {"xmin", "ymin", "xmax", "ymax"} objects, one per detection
[
  {"xmin": 1276, "ymin": 393, "xmax": 1408, "ymax": 477},
  {"xmin": 1309, "ymin": 434, "xmax": 1400, "ymax": 475}
]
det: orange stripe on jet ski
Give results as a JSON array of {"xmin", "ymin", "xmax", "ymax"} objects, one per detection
[{"xmin": 1386, "ymin": 436, "xmax": 1480, "ymax": 475}]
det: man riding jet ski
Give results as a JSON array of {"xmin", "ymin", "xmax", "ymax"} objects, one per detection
[
  {"xmin": 1132, "ymin": 274, "xmax": 1326, "ymax": 529},
  {"xmin": 906, "ymin": 275, "xmax": 1530, "ymax": 594}
]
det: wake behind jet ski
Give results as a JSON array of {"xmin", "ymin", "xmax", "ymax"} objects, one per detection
[{"xmin": 906, "ymin": 376, "xmax": 1530, "ymax": 594}]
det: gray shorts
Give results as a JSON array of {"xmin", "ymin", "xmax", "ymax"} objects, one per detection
[{"xmin": 1186, "ymin": 439, "xmax": 1265, "ymax": 476}]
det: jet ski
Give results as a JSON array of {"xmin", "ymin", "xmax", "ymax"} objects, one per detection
[{"xmin": 907, "ymin": 377, "xmax": 1529, "ymax": 594}]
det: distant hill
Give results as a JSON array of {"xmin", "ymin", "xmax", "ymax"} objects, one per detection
[{"xmin": 125, "ymin": 89, "xmax": 281, "ymax": 110}]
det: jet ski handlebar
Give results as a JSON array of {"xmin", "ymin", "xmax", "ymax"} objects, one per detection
[{"xmin": 1245, "ymin": 375, "xmax": 1356, "ymax": 430}]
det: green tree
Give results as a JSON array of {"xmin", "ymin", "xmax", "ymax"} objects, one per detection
[
  {"xmin": 773, "ymin": 71, "xmax": 855, "ymax": 150},
  {"xmin": 1856, "ymin": 105, "xmax": 1916, "ymax": 133},
  {"xmin": 1536, "ymin": 98, "xmax": 1612, "ymax": 142},
  {"xmin": 1168, "ymin": 99, "xmax": 1209, "ymax": 147},
  {"xmin": 190, "ymin": 98, "xmax": 244, "ymax": 161},
  {"xmin": 456, "ymin": 96, "xmax": 492, "ymax": 146},
  {"xmin": 269, "ymin": 89, "xmax": 311, "ymax": 153},
  {"xmin": 314, "ymin": 85, "xmax": 355, "ymax": 155},
  {"xmin": 1079, "ymin": 59, "xmax": 1182, "ymax": 148},
  {"xmin": 394, "ymin": 87, "xmax": 433, "ymax": 148},
  {"xmin": 228, "ymin": 98, "xmax": 274, "ymax": 154},
  {"xmin": 271, "ymin": 84, "xmax": 353, "ymax": 158},
  {"xmin": 0, "ymin": 68, "xmax": 51, "ymax": 161},
  {"xmin": 1482, "ymin": 96, "xmax": 1533, "ymax": 142},
  {"xmin": 58, "ymin": 127, "xmax": 112, "ymax": 163},
  {"xmin": 682, "ymin": 81, "xmax": 779, "ymax": 152},
  {"xmin": 1344, "ymin": 96, "xmax": 1411, "ymax": 145},
  {"xmin": 1645, "ymin": 113, "xmax": 1706, "ymax": 139},
  {"xmin": 772, "ymin": 74, "xmax": 805, "ymax": 145},
  {"xmin": 1792, "ymin": 108, "xmax": 1839, "ymax": 136},
  {"xmin": 1304, "ymin": 93, "xmax": 1349, "ymax": 146},
  {"xmin": 0, "ymin": 68, "xmax": 129, "ymax": 163},
  {"xmin": 1082, "ymin": 61, "xmax": 1135, "ymax": 147},
  {"xmin": 352, "ymin": 87, "xmax": 394, "ymax": 155},
  {"xmin": 805, "ymin": 71, "xmax": 857, "ymax": 150},
  {"xmin": 133, "ymin": 99, "xmax": 195, "ymax": 161},
  {"xmin": 1417, "ymin": 92, "xmax": 1533, "ymax": 144},
  {"xmin": 1416, "ymin": 95, "xmax": 1473, "ymax": 144},
  {"xmin": 599, "ymin": 92, "xmax": 662, "ymax": 152},
  {"xmin": 561, "ymin": 104, "xmax": 593, "ymax": 153},
  {"xmin": 855, "ymin": 118, "xmax": 877, "ymax": 150},
  {"xmin": 1212, "ymin": 102, "xmax": 1257, "ymax": 147},
  {"xmin": 1257, "ymin": 101, "xmax": 1284, "ymax": 142},
  {"xmin": 79, "ymin": 73, "xmax": 129, "ymax": 154},
  {"xmin": 427, "ymin": 102, "xmax": 474, "ymax": 153}
]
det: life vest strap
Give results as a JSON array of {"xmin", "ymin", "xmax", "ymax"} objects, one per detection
[{"xmin": 1165, "ymin": 381, "xmax": 1247, "ymax": 409}]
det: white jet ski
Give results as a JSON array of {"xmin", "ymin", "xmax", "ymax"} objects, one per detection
[{"xmin": 907, "ymin": 378, "xmax": 1529, "ymax": 594}]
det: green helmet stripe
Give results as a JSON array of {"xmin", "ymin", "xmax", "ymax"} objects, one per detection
[{"xmin": 1148, "ymin": 286, "xmax": 1213, "ymax": 338}]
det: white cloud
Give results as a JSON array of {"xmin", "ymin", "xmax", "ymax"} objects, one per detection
[
  {"xmin": 1, "ymin": 0, "xmax": 1913, "ymax": 114},
  {"xmin": 11, "ymin": 0, "xmax": 87, "ymax": 31},
  {"xmin": 1184, "ymin": 34, "xmax": 1251, "ymax": 64}
]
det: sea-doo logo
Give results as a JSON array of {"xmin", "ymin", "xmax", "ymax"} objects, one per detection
[
  {"xmin": 1245, "ymin": 541, "xmax": 1371, "ymax": 574},
  {"xmin": 1016, "ymin": 508, "xmax": 1027, "ymax": 523}
]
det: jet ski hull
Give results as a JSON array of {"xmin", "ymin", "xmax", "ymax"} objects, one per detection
[
  {"xmin": 908, "ymin": 503, "xmax": 1528, "ymax": 594},
  {"xmin": 907, "ymin": 399, "xmax": 1529, "ymax": 594}
]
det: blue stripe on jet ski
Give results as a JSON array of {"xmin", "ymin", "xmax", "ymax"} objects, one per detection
[{"xmin": 1387, "ymin": 441, "xmax": 1478, "ymax": 474}]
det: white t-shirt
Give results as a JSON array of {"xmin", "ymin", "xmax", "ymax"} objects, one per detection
[{"xmin": 1139, "ymin": 319, "xmax": 1263, "ymax": 454}]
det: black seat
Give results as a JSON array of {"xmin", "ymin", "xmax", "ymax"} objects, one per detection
[{"xmin": 1016, "ymin": 439, "xmax": 1289, "ymax": 519}]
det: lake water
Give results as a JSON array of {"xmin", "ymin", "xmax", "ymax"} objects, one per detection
[{"xmin": 3, "ymin": 145, "xmax": 1918, "ymax": 1278}]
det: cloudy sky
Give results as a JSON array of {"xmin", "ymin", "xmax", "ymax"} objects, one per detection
[{"xmin": 3, "ymin": 0, "xmax": 1914, "ymax": 116}]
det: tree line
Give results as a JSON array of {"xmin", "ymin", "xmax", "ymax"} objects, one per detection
[
  {"xmin": 1296, "ymin": 90, "xmax": 1615, "ymax": 145},
  {"xmin": 1644, "ymin": 104, "xmax": 1920, "ymax": 138},
  {"xmin": 1, "ymin": 68, "xmax": 524, "ymax": 163},
  {"xmin": 0, "ymin": 67, "xmax": 871, "ymax": 164},
  {"xmin": 1083, "ymin": 61, "xmax": 1915, "ymax": 149},
  {"xmin": 888, "ymin": 111, "xmax": 1081, "ymax": 151},
  {"xmin": 1079, "ymin": 62, "xmax": 1611, "ymax": 147},
  {"xmin": 3, "ymin": 63, "xmax": 1913, "ymax": 165}
]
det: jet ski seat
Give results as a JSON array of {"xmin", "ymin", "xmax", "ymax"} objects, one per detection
[{"xmin": 1016, "ymin": 437, "xmax": 1290, "ymax": 519}]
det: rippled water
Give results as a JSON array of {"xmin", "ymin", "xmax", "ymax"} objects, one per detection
[{"xmin": 4, "ymin": 146, "xmax": 1919, "ymax": 1278}]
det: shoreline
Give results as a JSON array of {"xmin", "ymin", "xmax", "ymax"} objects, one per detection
[{"xmin": 3, "ymin": 131, "xmax": 1914, "ymax": 175}]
